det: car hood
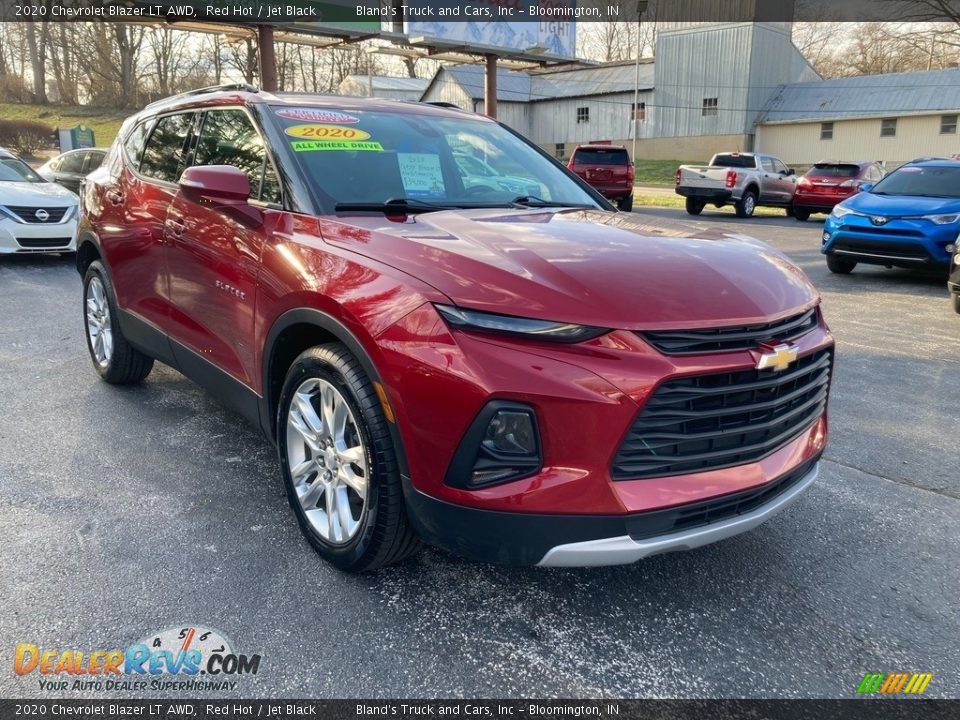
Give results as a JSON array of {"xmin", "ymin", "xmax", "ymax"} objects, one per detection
[
  {"xmin": 0, "ymin": 181, "xmax": 78, "ymax": 205},
  {"xmin": 843, "ymin": 191, "xmax": 960, "ymax": 216},
  {"xmin": 322, "ymin": 208, "xmax": 819, "ymax": 330}
]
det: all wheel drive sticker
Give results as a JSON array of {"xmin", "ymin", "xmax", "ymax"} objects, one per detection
[
  {"xmin": 12, "ymin": 625, "xmax": 262, "ymax": 692},
  {"xmin": 278, "ymin": 107, "xmax": 383, "ymax": 152}
]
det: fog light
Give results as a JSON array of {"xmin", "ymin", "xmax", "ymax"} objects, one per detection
[
  {"xmin": 483, "ymin": 410, "xmax": 537, "ymax": 455},
  {"xmin": 947, "ymin": 243, "xmax": 956, "ymax": 254},
  {"xmin": 446, "ymin": 403, "xmax": 542, "ymax": 489},
  {"xmin": 822, "ymin": 232, "xmax": 830, "ymax": 244}
]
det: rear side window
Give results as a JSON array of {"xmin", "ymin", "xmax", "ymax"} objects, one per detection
[
  {"xmin": 573, "ymin": 148, "xmax": 628, "ymax": 165},
  {"xmin": 81, "ymin": 151, "xmax": 104, "ymax": 174},
  {"xmin": 810, "ymin": 163, "xmax": 860, "ymax": 178},
  {"xmin": 140, "ymin": 113, "xmax": 195, "ymax": 183},
  {"xmin": 123, "ymin": 120, "xmax": 151, "ymax": 167},
  {"xmin": 712, "ymin": 154, "xmax": 755, "ymax": 168},
  {"xmin": 194, "ymin": 109, "xmax": 280, "ymax": 204},
  {"xmin": 59, "ymin": 152, "xmax": 86, "ymax": 174}
]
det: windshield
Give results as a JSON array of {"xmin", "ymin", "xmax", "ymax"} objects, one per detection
[
  {"xmin": 0, "ymin": 158, "xmax": 44, "ymax": 183},
  {"xmin": 269, "ymin": 107, "xmax": 599, "ymax": 211},
  {"xmin": 809, "ymin": 163, "xmax": 861, "ymax": 178},
  {"xmin": 573, "ymin": 148, "xmax": 628, "ymax": 165},
  {"xmin": 712, "ymin": 154, "xmax": 756, "ymax": 169},
  {"xmin": 870, "ymin": 165, "xmax": 960, "ymax": 198}
]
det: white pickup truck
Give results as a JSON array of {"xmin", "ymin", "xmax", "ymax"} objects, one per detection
[{"xmin": 675, "ymin": 152, "xmax": 797, "ymax": 218}]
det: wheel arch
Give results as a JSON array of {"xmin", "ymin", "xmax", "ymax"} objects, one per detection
[
  {"xmin": 75, "ymin": 230, "xmax": 103, "ymax": 277},
  {"xmin": 261, "ymin": 308, "xmax": 410, "ymax": 480}
]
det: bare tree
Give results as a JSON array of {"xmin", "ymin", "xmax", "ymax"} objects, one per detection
[{"xmin": 24, "ymin": 20, "xmax": 49, "ymax": 103}]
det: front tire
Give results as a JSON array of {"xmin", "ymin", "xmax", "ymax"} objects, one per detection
[
  {"xmin": 952, "ymin": 292, "xmax": 960, "ymax": 315},
  {"xmin": 617, "ymin": 194, "xmax": 633, "ymax": 212},
  {"xmin": 735, "ymin": 190, "xmax": 757, "ymax": 218},
  {"xmin": 278, "ymin": 344, "xmax": 421, "ymax": 572},
  {"xmin": 685, "ymin": 197, "xmax": 705, "ymax": 216},
  {"xmin": 826, "ymin": 254, "xmax": 857, "ymax": 274},
  {"xmin": 83, "ymin": 260, "xmax": 153, "ymax": 384}
]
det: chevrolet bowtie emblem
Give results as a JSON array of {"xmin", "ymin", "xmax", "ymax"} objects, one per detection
[{"xmin": 756, "ymin": 342, "xmax": 799, "ymax": 372}]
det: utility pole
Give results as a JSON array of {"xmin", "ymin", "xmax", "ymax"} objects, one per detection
[
  {"xmin": 484, "ymin": 54, "xmax": 497, "ymax": 119},
  {"xmin": 631, "ymin": 20, "xmax": 641, "ymax": 163},
  {"xmin": 258, "ymin": 25, "xmax": 278, "ymax": 91}
]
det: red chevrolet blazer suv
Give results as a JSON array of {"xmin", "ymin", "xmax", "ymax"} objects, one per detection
[{"xmin": 76, "ymin": 86, "xmax": 833, "ymax": 571}]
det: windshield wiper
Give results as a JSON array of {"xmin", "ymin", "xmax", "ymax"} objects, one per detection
[
  {"xmin": 509, "ymin": 195, "xmax": 595, "ymax": 209},
  {"xmin": 334, "ymin": 197, "xmax": 456, "ymax": 214}
]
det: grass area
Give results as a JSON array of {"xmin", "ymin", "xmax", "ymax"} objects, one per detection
[
  {"xmin": 632, "ymin": 159, "xmax": 691, "ymax": 186},
  {"xmin": 0, "ymin": 103, "xmax": 129, "ymax": 149},
  {"xmin": 632, "ymin": 193, "xmax": 789, "ymax": 218}
]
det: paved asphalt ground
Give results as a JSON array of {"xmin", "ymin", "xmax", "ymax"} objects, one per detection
[{"xmin": 1, "ymin": 208, "xmax": 958, "ymax": 700}]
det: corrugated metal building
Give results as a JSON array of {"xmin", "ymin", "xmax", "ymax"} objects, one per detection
[
  {"xmin": 418, "ymin": 22, "xmax": 960, "ymax": 164},
  {"xmin": 755, "ymin": 69, "xmax": 960, "ymax": 165},
  {"xmin": 421, "ymin": 22, "xmax": 817, "ymax": 161},
  {"xmin": 338, "ymin": 75, "xmax": 430, "ymax": 102}
]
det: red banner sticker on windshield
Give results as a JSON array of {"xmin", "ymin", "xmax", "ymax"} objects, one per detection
[{"xmin": 274, "ymin": 108, "xmax": 359, "ymax": 124}]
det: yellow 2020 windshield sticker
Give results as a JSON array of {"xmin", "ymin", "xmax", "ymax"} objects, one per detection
[{"xmin": 285, "ymin": 124, "xmax": 372, "ymax": 141}]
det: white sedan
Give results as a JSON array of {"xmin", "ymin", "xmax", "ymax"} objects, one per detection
[{"xmin": 0, "ymin": 149, "xmax": 79, "ymax": 255}]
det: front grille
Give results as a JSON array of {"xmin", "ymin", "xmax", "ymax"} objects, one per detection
[
  {"xmin": 612, "ymin": 348, "xmax": 832, "ymax": 480},
  {"xmin": 16, "ymin": 237, "xmax": 73, "ymax": 249},
  {"xmin": 832, "ymin": 239, "xmax": 930, "ymax": 261},
  {"xmin": 625, "ymin": 454, "xmax": 820, "ymax": 540},
  {"xmin": 640, "ymin": 308, "xmax": 818, "ymax": 355},
  {"xmin": 840, "ymin": 225, "xmax": 923, "ymax": 238},
  {"xmin": 5, "ymin": 206, "xmax": 70, "ymax": 223}
]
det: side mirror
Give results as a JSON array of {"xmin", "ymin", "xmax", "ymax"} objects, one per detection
[
  {"xmin": 179, "ymin": 165, "xmax": 250, "ymax": 204},
  {"xmin": 786, "ymin": 168, "xmax": 796, "ymax": 176},
  {"xmin": 859, "ymin": 183, "xmax": 873, "ymax": 193}
]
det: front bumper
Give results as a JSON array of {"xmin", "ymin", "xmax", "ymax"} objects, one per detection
[
  {"xmin": 822, "ymin": 214, "xmax": 955, "ymax": 269},
  {"xmin": 404, "ymin": 457, "xmax": 820, "ymax": 566},
  {"xmin": 0, "ymin": 214, "xmax": 78, "ymax": 254}
]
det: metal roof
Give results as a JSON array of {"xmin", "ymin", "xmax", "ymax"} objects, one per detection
[
  {"xmin": 341, "ymin": 75, "xmax": 430, "ymax": 92},
  {"xmin": 759, "ymin": 68, "xmax": 960, "ymax": 124},
  {"xmin": 440, "ymin": 65, "xmax": 533, "ymax": 102},
  {"xmin": 434, "ymin": 61, "xmax": 651, "ymax": 104}
]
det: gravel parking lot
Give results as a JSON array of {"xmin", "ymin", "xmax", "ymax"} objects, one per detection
[{"xmin": 1, "ymin": 209, "xmax": 958, "ymax": 699}]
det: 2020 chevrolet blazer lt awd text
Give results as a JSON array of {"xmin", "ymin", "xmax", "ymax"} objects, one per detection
[{"xmin": 76, "ymin": 87, "xmax": 834, "ymax": 571}]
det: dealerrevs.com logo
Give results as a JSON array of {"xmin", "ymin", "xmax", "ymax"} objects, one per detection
[{"xmin": 13, "ymin": 625, "xmax": 261, "ymax": 692}]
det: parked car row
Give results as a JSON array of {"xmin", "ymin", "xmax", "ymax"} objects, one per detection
[
  {"xmin": 675, "ymin": 151, "xmax": 960, "ymax": 314},
  {"xmin": 821, "ymin": 158, "xmax": 960, "ymax": 317}
]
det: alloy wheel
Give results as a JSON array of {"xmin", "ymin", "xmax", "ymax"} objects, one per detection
[
  {"xmin": 85, "ymin": 276, "xmax": 113, "ymax": 367},
  {"xmin": 286, "ymin": 378, "xmax": 369, "ymax": 544}
]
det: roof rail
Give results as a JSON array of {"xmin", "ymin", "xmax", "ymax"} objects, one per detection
[
  {"xmin": 421, "ymin": 101, "xmax": 464, "ymax": 110},
  {"xmin": 145, "ymin": 83, "xmax": 259, "ymax": 110}
]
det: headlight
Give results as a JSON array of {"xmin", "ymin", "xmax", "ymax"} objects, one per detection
[
  {"xmin": 923, "ymin": 214, "xmax": 960, "ymax": 225},
  {"xmin": 435, "ymin": 304, "xmax": 608, "ymax": 343},
  {"xmin": 830, "ymin": 205, "xmax": 858, "ymax": 219}
]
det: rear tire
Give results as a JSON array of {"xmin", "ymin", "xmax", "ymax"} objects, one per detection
[
  {"xmin": 735, "ymin": 190, "xmax": 757, "ymax": 218},
  {"xmin": 794, "ymin": 208, "xmax": 811, "ymax": 222},
  {"xmin": 685, "ymin": 198, "xmax": 705, "ymax": 216},
  {"xmin": 826, "ymin": 254, "xmax": 857, "ymax": 275},
  {"xmin": 83, "ymin": 260, "xmax": 153, "ymax": 384},
  {"xmin": 952, "ymin": 292, "xmax": 960, "ymax": 315},
  {"xmin": 617, "ymin": 194, "xmax": 633, "ymax": 212},
  {"xmin": 278, "ymin": 343, "xmax": 421, "ymax": 572}
]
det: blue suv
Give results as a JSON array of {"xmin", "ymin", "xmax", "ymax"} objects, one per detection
[{"xmin": 822, "ymin": 158, "xmax": 960, "ymax": 275}]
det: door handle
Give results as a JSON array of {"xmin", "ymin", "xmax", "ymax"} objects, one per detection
[
  {"xmin": 167, "ymin": 218, "xmax": 186, "ymax": 238},
  {"xmin": 106, "ymin": 190, "xmax": 124, "ymax": 205}
]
